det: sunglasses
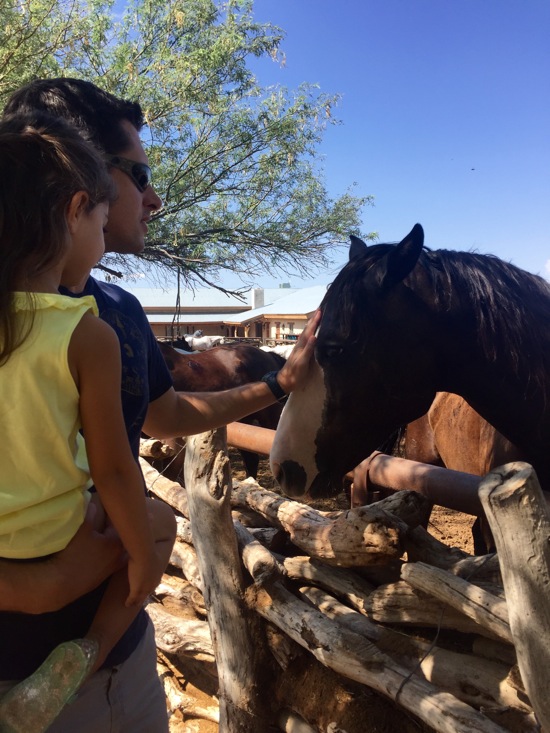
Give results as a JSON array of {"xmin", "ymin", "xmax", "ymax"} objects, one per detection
[{"xmin": 106, "ymin": 155, "xmax": 152, "ymax": 193}]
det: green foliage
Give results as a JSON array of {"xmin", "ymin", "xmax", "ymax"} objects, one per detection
[{"xmin": 0, "ymin": 0, "xmax": 372, "ymax": 289}]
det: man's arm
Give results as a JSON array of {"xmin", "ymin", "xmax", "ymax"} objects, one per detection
[
  {"xmin": 0, "ymin": 512, "xmax": 124, "ymax": 614},
  {"xmin": 143, "ymin": 310, "xmax": 320, "ymax": 440}
]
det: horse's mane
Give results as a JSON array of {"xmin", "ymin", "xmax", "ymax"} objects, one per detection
[
  {"xmin": 324, "ymin": 242, "xmax": 550, "ymax": 402},
  {"xmin": 425, "ymin": 248, "xmax": 550, "ymax": 398}
]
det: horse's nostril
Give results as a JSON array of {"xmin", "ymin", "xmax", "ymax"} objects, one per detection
[
  {"xmin": 277, "ymin": 460, "xmax": 307, "ymax": 498},
  {"xmin": 271, "ymin": 461, "xmax": 281, "ymax": 483}
]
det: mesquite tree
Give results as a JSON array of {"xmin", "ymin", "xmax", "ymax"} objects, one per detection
[{"xmin": 1, "ymin": 0, "xmax": 371, "ymax": 290}]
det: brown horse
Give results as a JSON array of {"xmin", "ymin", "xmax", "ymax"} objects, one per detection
[
  {"xmin": 351, "ymin": 392, "xmax": 522, "ymax": 552},
  {"xmin": 158, "ymin": 342, "xmax": 286, "ymax": 478},
  {"xmin": 271, "ymin": 224, "xmax": 550, "ymax": 520}
]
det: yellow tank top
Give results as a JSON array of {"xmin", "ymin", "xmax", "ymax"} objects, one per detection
[{"xmin": 0, "ymin": 292, "xmax": 98, "ymax": 558}]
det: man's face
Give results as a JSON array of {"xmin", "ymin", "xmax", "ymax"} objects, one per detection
[{"xmin": 104, "ymin": 120, "xmax": 162, "ymax": 254}]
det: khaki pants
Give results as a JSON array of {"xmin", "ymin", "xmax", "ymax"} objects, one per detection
[{"xmin": 0, "ymin": 617, "xmax": 168, "ymax": 733}]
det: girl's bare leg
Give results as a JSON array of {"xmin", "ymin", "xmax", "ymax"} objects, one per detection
[
  {"xmin": 0, "ymin": 499, "xmax": 176, "ymax": 733},
  {"xmin": 86, "ymin": 497, "xmax": 176, "ymax": 671}
]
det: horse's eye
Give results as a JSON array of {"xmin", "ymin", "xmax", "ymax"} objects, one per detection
[{"xmin": 316, "ymin": 342, "xmax": 345, "ymax": 362}]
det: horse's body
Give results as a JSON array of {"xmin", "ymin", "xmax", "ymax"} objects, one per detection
[
  {"xmin": 404, "ymin": 392, "xmax": 521, "ymax": 474},
  {"xmin": 271, "ymin": 224, "xmax": 550, "ymax": 504},
  {"xmin": 159, "ymin": 342, "xmax": 286, "ymax": 478},
  {"xmin": 185, "ymin": 334, "xmax": 224, "ymax": 351},
  {"xmin": 350, "ymin": 391, "xmax": 522, "ymax": 552}
]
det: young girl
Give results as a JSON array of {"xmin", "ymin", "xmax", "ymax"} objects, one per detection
[{"xmin": 0, "ymin": 113, "xmax": 176, "ymax": 733}]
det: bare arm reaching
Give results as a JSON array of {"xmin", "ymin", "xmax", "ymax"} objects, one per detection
[{"xmin": 143, "ymin": 309, "xmax": 320, "ymax": 439}]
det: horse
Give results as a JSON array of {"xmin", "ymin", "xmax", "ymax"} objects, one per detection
[
  {"xmin": 158, "ymin": 341, "xmax": 286, "ymax": 478},
  {"xmin": 184, "ymin": 334, "xmax": 224, "ymax": 351},
  {"xmin": 350, "ymin": 391, "xmax": 522, "ymax": 553},
  {"xmin": 271, "ymin": 224, "xmax": 550, "ymax": 514}
]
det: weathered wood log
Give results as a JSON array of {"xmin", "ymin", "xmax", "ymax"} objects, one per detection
[
  {"xmin": 249, "ymin": 583, "xmax": 510, "ymax": 733},
  {"xmin": 231, "ymin": 483, "xmax": 409, "ymax": 566},
  {"xmin": 140, "ymin": 457, "xmax": 189, "ymax": 516},
  {"xmin": 231, "ymin": 506, "xmax": 271, "ymax": 528},
  {"xmin": 405, "ymin": 527, "xmax": 502, "ymax": 584},
  {"xmin": 139, "ymin": 437, "xmax": 177, "ymax": 459},
  {"xmin": 479, "ymin": 462, "xmax": 550, "ymax": 733},
  {"xmin": 281, "ymin": 556, "xmax": 375, "ymax": 614},
  {"xmin": 155, "ymin": 573, "xmax": 206, "ymax": 617},
  {"xmin": 147, "ymin": 601, "xmax": 214, "ymax": 662},
  {"xmin": 233, "ymin": 519, "xmax": 285, "ymax": 586},
  {"xmin": 184, "ymin": 428, "xmax": 276, "ymax": 732},
  {"xmin": 157, "ymin": 660, "xmax": 220, "ymax": 723},
  {"xmin": 401, "ymin": 562, "xmax": 512, "ymax": 644},
  {"xmin": 175, "ymin": 515, "xmax": 193, "ymax": 544},
  {"xmin": 405, "ymin": 524, "xmax": 470, "ymax": 567},
  {"xmin": 169, "ymin": 539, "xmax": 203, "ymax": 591},
  {"xmin": 267, "ymin": 626, "xmax": 434, "ymax": 733},
  {"xmin": 246, "ymin": 526, "xmax": 284, "ymax": 549},
  {"xmin": 472, "ymin": 636, "xmax": 517, "ymax": 667},
  {"xmin": 366, "ymin": 581, "xmax": 501, "ymax": 637},
  {"xmin": 363, "ymin": 489, "xmax": 433, "ymax": 527},
  {"xmin": 300, "ymin": 585, "xmax": 535, "ymax": 724},
  {"xmin": 447, "ymin": 552, "xmax": 502, "ymax": 584}
]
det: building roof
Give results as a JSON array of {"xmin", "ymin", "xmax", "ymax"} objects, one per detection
[
  {"xmin": 119, "ymin": 283, "xmax": 326, "ymax": 325},
  {"xmin": 225, "ymin": 285, "xmax": 327, "ymax": 324}
]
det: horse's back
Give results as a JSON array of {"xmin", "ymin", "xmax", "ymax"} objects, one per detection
[
  {"xmin": 158, "ymin": 341, "xmax": 285, "ymax": 393},
  {"xmin": 425, "ymin": 392, "xmax": 521, "ymax": 475}
]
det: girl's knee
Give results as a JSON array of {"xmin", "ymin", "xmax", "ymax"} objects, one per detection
[{"xmin": 146, "ymin": 498, "xmax": 176, "ymax": 542}]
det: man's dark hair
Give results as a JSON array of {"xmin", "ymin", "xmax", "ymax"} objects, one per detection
[{"xmin": 3, "ymin": 78, "xmax": 145, "ymax": 155}]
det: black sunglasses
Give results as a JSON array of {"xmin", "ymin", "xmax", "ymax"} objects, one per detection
[{"xmin": 106, "ymin": 155, "xmax": 152, "ymax": 193}]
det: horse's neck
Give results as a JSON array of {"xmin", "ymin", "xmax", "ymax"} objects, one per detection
[
  {"xmin": 447, "ymin": 359, "xmax": 550, "ymax": 483},
  {"xmin": 432, "ymin": 263, "xmax": 550, "ymax": 456}
]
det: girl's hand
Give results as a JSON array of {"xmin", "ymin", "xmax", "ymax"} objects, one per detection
[{"xmin": 125, "ymin": 555, "xmax": 161, "ymax": 608}]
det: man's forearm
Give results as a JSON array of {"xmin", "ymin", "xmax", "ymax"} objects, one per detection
[
  {"xmin": 0, "ymin": 519, "xmax": 124, "ymax": 614},
  {"xmin": 143, "ymin": 309, "xmax": 321, "ymax": 441},
  {"xmin": 143, "ymin": 381, "xmax": 276, "ymax": 440},
  {"xmin": 0, "ymin": 558, "xmax": 69, "ymax": 614}
]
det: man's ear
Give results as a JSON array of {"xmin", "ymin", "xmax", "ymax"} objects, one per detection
[{"xmin": 66, "ymin": 191, "xmax": 90, "ymax": 235}]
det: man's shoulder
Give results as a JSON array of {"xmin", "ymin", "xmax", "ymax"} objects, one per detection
[{"xmin": 86, "ymin": 277, "xmax": 144, "ymax": 312}]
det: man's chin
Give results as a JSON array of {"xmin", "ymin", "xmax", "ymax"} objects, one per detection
[{"xmin": 104, "ymin": 239, "xmax": 145, "ymax": 255}]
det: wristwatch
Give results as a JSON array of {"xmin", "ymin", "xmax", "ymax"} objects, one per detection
[{"xmin": 261, "ymin": 370, "xmax": 288, "ymax": 402}]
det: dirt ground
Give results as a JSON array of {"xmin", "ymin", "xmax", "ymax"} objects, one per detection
[{"xmin": 165, "ymin": 450, "xmax": 477, "ymax": 732}]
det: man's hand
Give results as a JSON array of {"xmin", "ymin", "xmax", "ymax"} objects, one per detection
[
  {"xmin": 277, "ymin": 309, "xmax": 321, "ymax": 394},
  {"xmin": 0, "ymin": 507, "xmax": 124, "ymax": 614}
]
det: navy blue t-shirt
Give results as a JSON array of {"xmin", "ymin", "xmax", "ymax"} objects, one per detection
[{"xmin": 0, "ymin": 277, "xmax": 173, "ymax": 679}]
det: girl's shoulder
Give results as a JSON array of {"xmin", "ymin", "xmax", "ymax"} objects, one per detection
[{"xmin": 13, "ymin": 292, "xmax": 98, "ymax": 318}]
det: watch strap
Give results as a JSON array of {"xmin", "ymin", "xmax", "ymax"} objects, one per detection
[{"xmin": 261, "ymin": 370, "xmax": 288, "ymax": 402}]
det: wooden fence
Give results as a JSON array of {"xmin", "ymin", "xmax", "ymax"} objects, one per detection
[{"xmin": 140, "ymin": 428, "xmax": 550, "ymax": 733}]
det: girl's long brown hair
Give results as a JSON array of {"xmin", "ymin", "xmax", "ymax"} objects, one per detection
[{"xmin": 0, "ymin": 112, "xmax": 115, "ymax": 363}]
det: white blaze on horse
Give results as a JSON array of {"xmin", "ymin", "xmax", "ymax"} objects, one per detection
[{"xmin": 271, "ymin": 224, "xmax": 550, "ymax": 538}]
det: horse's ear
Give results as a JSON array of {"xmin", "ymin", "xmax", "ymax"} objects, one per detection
[
  {"xmin": 379, "ymin": 224, "xmax": 424, "ymax": 290},
  {"xmin": 349, "ymin": 234, "xmax": 368, "ymax": 261}
]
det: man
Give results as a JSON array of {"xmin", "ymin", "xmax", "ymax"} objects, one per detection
[{"xmin": 0, "ymin": 78, "xmax": 319, "ymax": 732}]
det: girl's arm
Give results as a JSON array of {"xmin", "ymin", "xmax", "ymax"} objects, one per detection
[{"xmin": 69, "ymin": 313, "xmax": 157, "ymax": 606}]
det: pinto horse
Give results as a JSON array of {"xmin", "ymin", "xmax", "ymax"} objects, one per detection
[
  {"xmin": 271, "ymin": 224, "xmax": 550, "ymax": 510},
  {"xmin": 159, "ymin": 342, "xmax": 286, "ymax": 478}
]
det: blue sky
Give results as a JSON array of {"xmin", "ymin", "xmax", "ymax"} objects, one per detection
[{"xmin": 213, "ymin": 0, "xmax": 549, "ymax": 290}]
